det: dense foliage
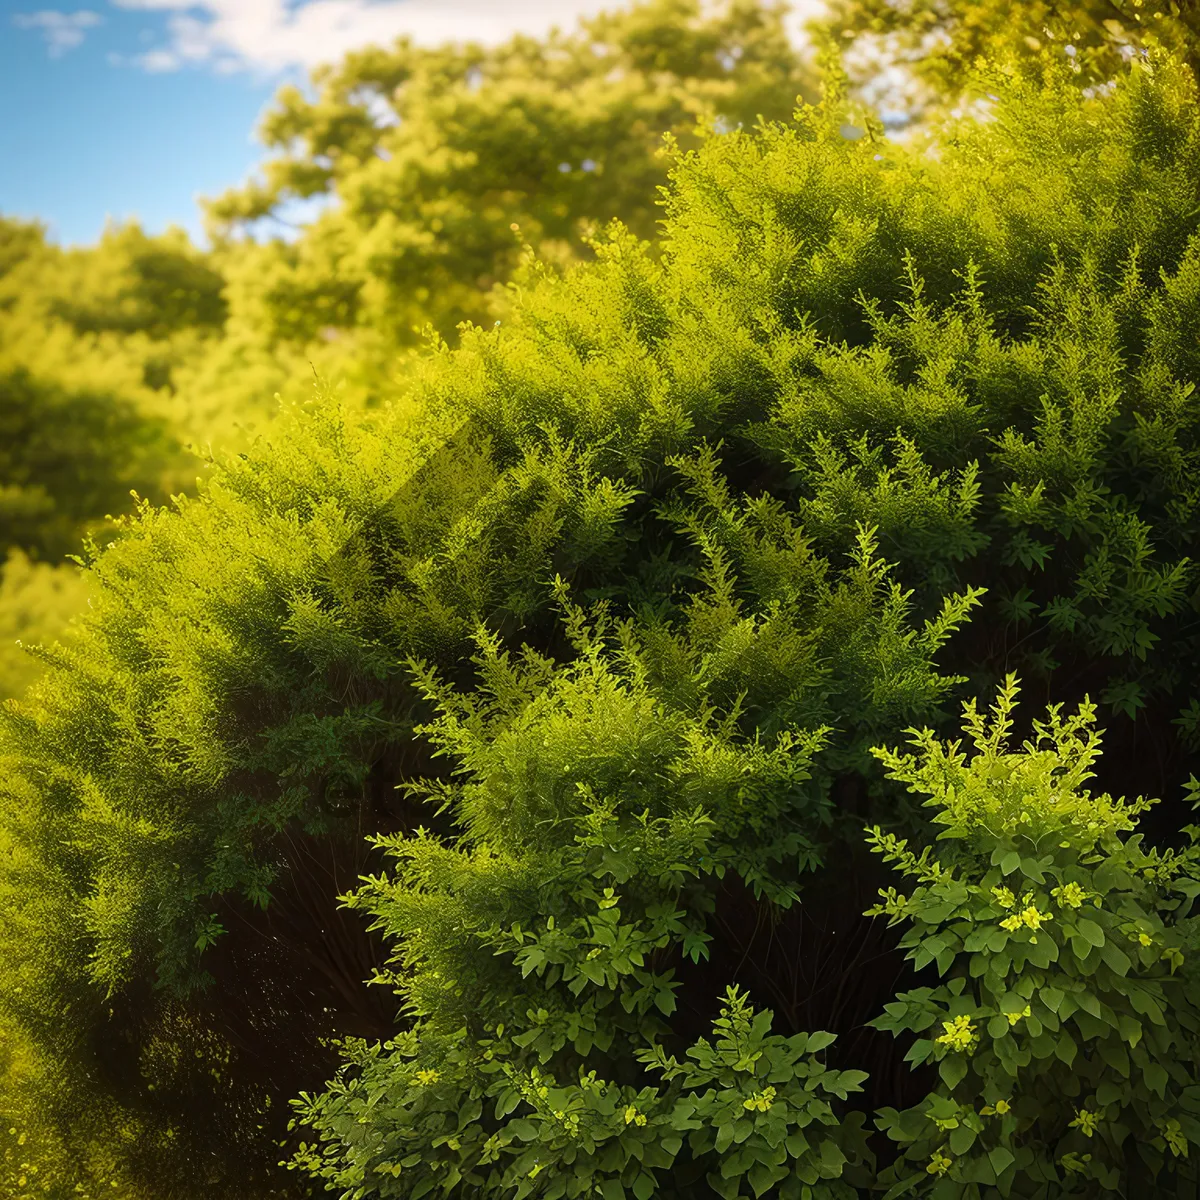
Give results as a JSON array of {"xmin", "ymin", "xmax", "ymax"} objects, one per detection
[
  {"xmin": 293, "ymin": 678, "xmax": 1200, "ymax": 1198},
  {"xmin": 0, "ymin": 0, "xmax": 821, "ymax": 707},
  {"xmin": 3, "ymin": 31, "xmax": 1200, "ymax": 1199}
]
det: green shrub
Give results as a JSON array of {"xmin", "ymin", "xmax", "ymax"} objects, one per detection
[
  {"xmin": 284, "ymin": 581, "xmax": 957, "ymax": 1199},
  {"xmin": 2, "ymin": 46, "xmax": 1200, "ymax": 1199},
  {"xmin": 290, "ymin": 674, "xmax": 1200, "ymax": 1198},
  {"xmin": 868, "ymin": 676, "xmax": 1200, "ymax": 1195}
]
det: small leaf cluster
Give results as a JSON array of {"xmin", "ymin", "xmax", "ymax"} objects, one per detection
[
  {"xmin": 291, "ymin": 986, "xmax": 869, "ymax": 1200},
  {"xmin": 867, "ymin": 676, "xmax": 1200, "ymax": 1197}
]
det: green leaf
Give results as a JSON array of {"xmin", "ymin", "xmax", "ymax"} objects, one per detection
[
  {"xmin": 1029, "ymin": 1030, "xmax": 1056, "ymax": 1059},
  {"xmin": 904, "ymin": 1038, "xmax": 934, "ymax": 1065},
  {"xmin": 747, "ymin": 1162, "xmax": 777, "ymax": 1198},
  {"xmin": 1098, "ymin": 1040, "xmax": 1129, "ymax": 1077},
  {"xmin": 939, "ymin": 1055, "xmax": 968, "ymax": 1089},
  {"xmin": 785, "ymin": 1130, "xmax": 810, "ymax": 1158},
  {"xmin": 1056, "ymin": 1032, "xmax": 1077, "ymax": 1066},
  {"xmin": 818, "ymin": 1139, "xmax": 847, "ymax": 1172},
  {"xmin": 949, "ymin": 1125, "xmax": 976, "ymax": 1154},
  {"xmin": 1075, "ymin": 918, "xmax": 1105, "ymax": 948},
  {"xmin": 988, "ymin": 1146, "xmax": 1015, "ymax": 1177},
  {"xmin": 1093, "ymin": 860, "xmax": 1130, "ymax": 892},
  {"xmin": 1099, "ymin": 939, "xmax": 1131, "ymax": 976},
  {"xmin": 1116, "ymin": 1014, "xmax": 1142, "ymax": 1048},
  {"xmin": 1040, "ymin": 986, "xmax": 1064, "ymax": 1013},
  {"xmin": 927, "ymin": 1094, "xmax": 961, "ymax": 1121},
  {"xmin": 961, "ymin": 1155, "xmax": 996, "ymax": 1186},
  {"xmin": 1129, "ymin": 989, "xmax": 1166, "ymax": 1024},
  {"xmin": 1000, "ymin": 850, "xmax": 1021, "ymax": 875},
  {"xmin": 881, "ymin": 1173, "xmax": 922, "ymax": 1200},
  {"xmin": 1144, "ymin": 1062, "xmax": 1169, "ymax": 1098},
  {"xmin": 1019, "ymin": 857, "xmax": 1046, "ymax": 883}
]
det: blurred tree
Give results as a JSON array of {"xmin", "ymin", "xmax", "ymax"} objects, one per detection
[
  {"xmin": 0, "ymin": 217, "xmax": 45, "ymax": 280},
  {"xmin": 0, "ymin": 552, "xmax": 90, "ymax": 704},
  {"xmin": 0, "ymin": 218, "xmax": 229, "ymax": 443},
  {"xmin": 34, "ymin": 223, "xmax": 226, "ymax": 341},
  {"xmin": 813, "ymin": 0, "xmax": 1200, "ymax": 131},
  {"xmin": 0, "ymin": 367, "xmax": 176, "ymax": 562},
  {"xmin": 0, "ymin": 217, "xmax": 225, "ymax": 705},
  {"xmin": 200, "ymin": 0, "xmax": 820, "ymax": 399}
]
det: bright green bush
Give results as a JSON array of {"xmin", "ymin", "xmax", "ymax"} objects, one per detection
[
  {"xmin": 2, "ymin": 45, "xmax": 1200, "ymax": 1200},
  {"xmin": 867, "ymin": 677, "xmax": 1200, "ymax": 1195}
]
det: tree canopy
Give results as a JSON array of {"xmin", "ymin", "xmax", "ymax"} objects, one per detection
[
  {"xmin": 206, "ymin": 0, "xmax": 819, "ymax": 347},
  {"xmin": 0, "ymin": 217, "xmax": 230, "ymax": 714}
]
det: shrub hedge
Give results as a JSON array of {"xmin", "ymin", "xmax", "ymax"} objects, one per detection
[{"xmin": 2, "ymin": 48, "xmax": 1200, "ymax": 1199}]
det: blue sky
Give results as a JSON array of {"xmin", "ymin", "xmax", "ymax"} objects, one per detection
[
  {"xmin": 1, "ymin": 2, "xmax": 278, "ymax": 245},
  {"xmin": 0, "ymin": 0, "xmax": 825, "ymax": 249}
]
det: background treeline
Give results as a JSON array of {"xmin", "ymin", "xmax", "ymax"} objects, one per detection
[{"xmin": 3, "ymin": 2, "xmax": 1200, "ymax": 1199}]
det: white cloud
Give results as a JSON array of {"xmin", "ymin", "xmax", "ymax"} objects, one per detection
[
  {"xmin": 138, "ymin": 46, "xmax": 183, "ymax": 70},
  {"xmin": 108, "ymin": 0, "xmax": 827, "ymax": 75},
  {"xmin": 13, "ymin": 9, "xmax": 103, "ymax": 57}
]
